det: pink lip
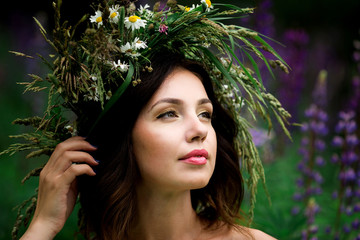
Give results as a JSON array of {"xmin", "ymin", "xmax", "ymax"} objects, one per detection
[{"xmin": 179, "ymin": 149, "xmax": 208, "ymax": 165}]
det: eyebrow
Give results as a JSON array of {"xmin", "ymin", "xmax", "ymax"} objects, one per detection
[{"xmin": 149, "ymin": 98, "xmax": 212, "ymax": 111}]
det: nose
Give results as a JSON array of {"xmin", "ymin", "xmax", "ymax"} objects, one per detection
[{"xmin": 185, "ymin": 115, "xmax": 208, "ymax": 143}]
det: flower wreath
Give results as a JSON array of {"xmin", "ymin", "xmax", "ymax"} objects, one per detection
[{"xmin": 2, "ymin": 0, "xmax": 291, "ymax": 238}]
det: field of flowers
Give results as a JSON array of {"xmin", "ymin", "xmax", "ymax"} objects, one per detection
[{"xmin": 0, "ymin": 0, "xmax": 359, "ymax": 239}]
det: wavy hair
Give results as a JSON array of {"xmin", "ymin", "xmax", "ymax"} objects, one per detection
[{"xmin": 77, "ymin": 51, "xmax": 244, "ymax": 239}]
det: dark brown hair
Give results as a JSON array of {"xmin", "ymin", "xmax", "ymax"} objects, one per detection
[{"xmin": 77, "ymin": 51, "xmax": 244, "ymax": 239}]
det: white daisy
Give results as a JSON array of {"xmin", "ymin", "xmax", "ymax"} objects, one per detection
[
  {"xmin": 126, "ymin": 51, "xmax": 141, "ymax": 57},
  {"xmin": 133, "ymin": 37, "xmax": 147, "ymax": 50},
  {"xmin": 112, "ymin": 60, "xmax": 130, "ymax": 72},
  {"xmin": 138, "ymin": 4, "xmax": 150, "ymax": 13},
  {"xmin": 185, "ymin": 4, "xmax": 200, "ymax": 12},
  {"xmin": 120, "ymin": 42, "xmax": 141, "ymax": 57},
  {"xmin": 124, "ymin": 15, "xmax": 147, "ymax": 31},
  {"xmin": 200, "ymin": 0, "xmax": 214, "ymax": 11},
  {"xmin": 138, "ymin": 4, "xmax": 153, "ymax": 17},
  {"xmin": 109, "ymin": 5, "xmax": 120, "ymax": 23},
  {"xmin": 120, "ymin": 42, "xmax": 133, "ymax": 53},
  {"xmin": 89, "ymin": 10, "xmax": 103, "ymax": 28}
]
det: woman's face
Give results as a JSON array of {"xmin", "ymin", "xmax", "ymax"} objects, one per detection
[{"xmin": 132, "ymin": 67, "xmax": 217, "ymax": 193}]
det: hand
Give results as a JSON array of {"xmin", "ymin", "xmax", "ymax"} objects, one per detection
[{"xmin": 21, "ymin": 136, "xmax": 98, "ymax": 240}]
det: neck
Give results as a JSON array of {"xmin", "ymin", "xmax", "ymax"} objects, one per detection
[{"xmin": 129, "ymin": 185, "xmax": 203, "ymax": 240}]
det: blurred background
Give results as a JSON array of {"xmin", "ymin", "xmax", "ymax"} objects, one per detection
[{"xmin": 1, "ymin": 0, "xmax": 359, "ymax": 239}]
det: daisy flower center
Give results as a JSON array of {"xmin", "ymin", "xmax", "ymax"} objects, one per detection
[
  {"xmin": 206, "ymin": 0, "xmax": 211, "ymax": 7},
  {"xmin": 129, "ymin": 15, "xmax": 141, "ymax": 23},
  {"xmin": 96, "ymin": 16, "xmax": 102, "ymax": 23},
  {"xmin": 110, "ymin": 12, "xmax": 118, "ymax": 19},
  {"xmin": 185, "ymin": 6, "xmax": 190, "ymax": 12}
]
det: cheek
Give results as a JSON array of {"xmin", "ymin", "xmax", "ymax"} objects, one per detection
[{"xmin": 132, "ymin": 123, "xmax": 175, "ymax": 170}]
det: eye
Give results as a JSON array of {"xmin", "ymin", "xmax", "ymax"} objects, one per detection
[
  {"xmin": 199, "ymin": 111, "xmax": 212, "ymax": 120},
  {"xmin": 156, "ymin": 110, "xmax": 179, "ymax": 119}
]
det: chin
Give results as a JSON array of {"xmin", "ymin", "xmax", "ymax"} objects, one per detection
[{"xmin": 181, "ymin": 174, "xmax": 212, "ymax": 190}]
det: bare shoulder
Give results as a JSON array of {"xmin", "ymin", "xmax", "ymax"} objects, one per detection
[
  {"xmin": 247, "ymin": 228, "xmax": 277, "ymax": 240},
  {"xmin": 230, "ymin": 226, "xmax": 277, "ymax": 240},
  {"xmin": 201, "ymin": 223, "xmax": 277, "ymax": 240}
]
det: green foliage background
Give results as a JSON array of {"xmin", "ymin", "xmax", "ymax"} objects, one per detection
[{"xmin": 0, "ymin": 0, "xmax": 359, "ymax": 239}]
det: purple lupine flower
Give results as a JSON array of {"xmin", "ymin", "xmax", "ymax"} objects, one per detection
[
  {"xmin": 291, "ymin": 206, "xmax": 300, "ymax": 215},
  {"xmin": 354, "ymin": 203, "xmax": 360, "ymax": 212},
  {"xmin": 352, "ymin": 219, "xmax": 360, "ymax": 229},
  {"xmin": 345, "ymin": 187, "xmax": 353, "ymax": 198},
  {"xmin": 341, "ymin": 151, "xmax": 358, "ymax": 165},
  {"xmin": 294, "ymin": 71, "xmax": 328, "ymax": 239},
  {"xmin": 332, "ymin": 191, "xmax": 338, "ymax": 199},
  {"xmin": 345, "ymin": 206, "xmax": 353, "ymax": 216},
  {"xmin": 314, "ymin": 139, "xmax": 325, "ymax": 151},
  {"xmin": 346, "ymin": 134, "xmax": 359, "ymax": 147},
  {"xmin": 331, "ymin": 110, "xmax": 360, "ymax": 238},
  {"xmin": 339, "ymin": 169, "xmax": 356, "ymax": 182},
  {"xmin": 343, "ymin": 224, "xmax": 351, "ymax": 233},
  {"xmin": 325, "ymin": 226, "xmax": 332, "ymax": 234},
  {"xmin": 332, "ymin": 136, "xmax": 344, "ymax": 147},
  {"xmin": 315, "ymin": 156, "xmax": 325, "ymax": 166},
  {"xmin": 309, "ymin": 225, "xmax": 319, "ymax": 235},
  {"xmin": 339, "ymin": 111, "xmax": 355, "ymax": 121},
  {"xmin": 249, "ymin": 128, "xmax": 273, "ymax": 147},
  {"xmin": 331, "ymin": 154, "xmax": 340, "ymax": 163},
  {"xmin": 312, "ymin": 172, "xmax": 323, "ymax": 184},
  {"xmin": 293, "ymin": 192, "xmax": 303, "ymax": 201}
]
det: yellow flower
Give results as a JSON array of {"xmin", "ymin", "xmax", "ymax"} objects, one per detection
[
  {"xmin": 124, "ymin": 15, "xmax": 147, "ymax": 31},
  {"xmin": 129, "ymin": 16, "xmax": 140, "ymax": 22},
  {"xmin": 89, "ymin": 10, "xmax": 103, "ymax": 28},
  {"xmin": 205, "ymin": 0, "xmax": 211, "ymax": 7},
  {"xmin": 109, "ymin": 5, "xmax": 120, "ymax": 23},
  {"xmin": 201, "ymin": 0, "xmax": 213, "ymax": 11}
]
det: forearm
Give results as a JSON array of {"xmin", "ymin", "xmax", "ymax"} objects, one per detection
[{"xmin": 20, "ymin": 219, "xmax": 58, "ymax": 240}]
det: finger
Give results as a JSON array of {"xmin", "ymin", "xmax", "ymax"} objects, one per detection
[
  {"xmin": 48, "ymin": 137, "xmax": 97, "ymax": 167},
  {"xmin": 62, "ymin": 164, "xmax": 96, "ymax": 184},
  {"xmin": 51, "ymin": 151, "xmax": 99, "ymax": 173}
]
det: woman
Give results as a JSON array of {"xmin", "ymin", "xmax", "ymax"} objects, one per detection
[
  {"xmin": 20, "ymin": 53, "xmax": 276, "ymax": 240},
  {"xmin": 4, "ymin": 0, "xmax": 291, "ymax": 239}
]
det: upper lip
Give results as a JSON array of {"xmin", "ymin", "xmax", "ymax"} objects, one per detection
[{"xmin": 179, "ymin": 149, "xmax": 209, "ymax": 160}]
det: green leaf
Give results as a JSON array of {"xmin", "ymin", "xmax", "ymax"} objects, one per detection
[
  {"xmin": 213, "ymin": 3, "xmax": 255, "ymax": 13},
  {"xmin": 222, "ymin": 43, "xmax": 262, "ymax": 94},
  {"xmin": 242, "ymin": 50, "xmax": 263, "ymax": 87},
  {"xmin": 252, "ymin": 34, "xmax": 288, "ymax": 67},
  {"xmin": 118, "ymin": 7, "xmax": 125, "ymax": 43},
  {"xmin": 166, "ymin": 12, "xmax": 181, "ymax": 25},
  {"xmin": 198, "ymin": 46, "xmax": 240, "ymax": 92}
]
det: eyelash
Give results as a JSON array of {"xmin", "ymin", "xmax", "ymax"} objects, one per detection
[
  {"xmin": 156, "ymin": 110, "xmax": 213, "ymax": 120},
  {"xmin": 199, "ymin": 111, "xmax": 212, "ymax": 120},
  {"xmin": 156, "ymin": 110, "xmax": 178, "ymax": 119}
]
